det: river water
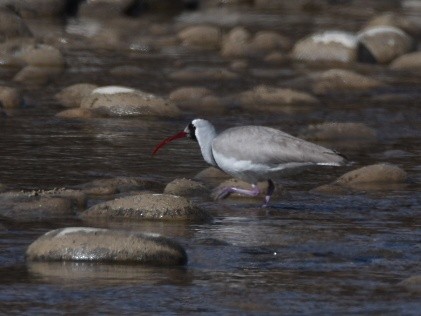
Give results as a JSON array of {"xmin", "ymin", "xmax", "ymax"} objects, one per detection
[{"xmin": 0, "ymin": 4, "xmax": 420, "ymax": 315}]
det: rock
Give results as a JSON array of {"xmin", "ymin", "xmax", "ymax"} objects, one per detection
[
  {"xmin": 194, "ymin": 167, "xmax": 229, "ymax": 181},
  {"xmin": 55, "ymin": 108, "xmax": 95, "ymax": 119},
  {"xmin": 13, "ymin": 65, "xmax": 63, "ymax": 85},
  {"xmin": 0, "ymin": 191, "xmax": 74, "ymax": 221},
  {"xmin": 310, "ymin": 183, "xmax": 349, "ymax": 195},
  {"xmin": 335, "ymin": 163, "xmax": 407, "ymax": 188},
  {"xmin": 37, "ymin": 188, "xmax": 87, "ymax": 209},
  {"xmin": 365, "ymin": 12, "xmax": 421, "ymax": 37},
  {"xmin": 221, "ymin": 27, "xmax": 290, "ymax": 58},
  {"xmin": 300, "ymin": 122, "xmax": 377, "ymax": 142},
  {"xmin": 264, "ymin": 51, "xmax": 287, "ymax": 64},
  {"xmin": 230, "ymin": 59, "xmax": 249, "ymax": 70},
  {"xmin": 55, "ymin": 83, "xmax": 98, "ymax": 108},
  {"xmin": 26, "ymin": 227, "xmax": 187, "ymax": 265},
  {"xmin": 221, "ymin": 26, "xmax": 251, "ymax": 58},
  {"xmin": 397, "ymin": 275, "xmax": 421, "ymax": 293},
  {"xmin": 164, "ymin": 178, "xmax": 208, "ymax": 197},
  {"xmin": 248, "ymin": 31, "xmax": 291, "ymax": 53},
  {"xmin": 291, "ymin": 31, "xmax": 358, "ymax": 63},
  {"xmin": 14, "ymin": 0, "xmax": 66, "ymax": 18},
  {"xmin": 19, "ymin": 44, "xmax": 65, "ymax": 67},
  {"xmin": 81, "ymin": 193, "xmax": 211, "ymax": 222},
  {"xmin": 75, "ymin": 177, "xmax": 165, "ymax": 196},
  {"xmin": 0, "ymin": 7, "xmax": 32, "ymax": 42},
  {"xmin": 169, "ymin": 86, "xmax": 212, "ymax": 102},
  {"xmin": 357, "ymin": 26, "xmax": 413, "ymax": 64},
  {"xmin": 80, "ymin": 86, "xmax": 180, "ymax": 118},
  {"xmin": 239, "ymin": 85, "xmax": 319, "ymax": 111},
  {"xmin": 0, "ymin": 38, "xmax": 37, "ymax": 67},
  {"xmin": 178, "ymin": 25, "xmax": 222, "ymax": 49},
  {"xmin": 311, "ymin": 69, "xmax": 385, "ymax": 94},
  {"xmin": 0, "ymin": 86, "xmax": 22, "ymax": 109},
  {"xmin": 390, "ymin": 52, "xmax": 421, "ymax": 71}
]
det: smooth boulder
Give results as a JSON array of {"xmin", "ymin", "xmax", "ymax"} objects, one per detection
[
  {"xmin": 26, "ymin": 227, "xmax": 187, "ymax": 265},
  {"xmin": 178, "ymin": 25, "xmax": 222, "ymax": 49},
  {"xmin": 55, "ymin": 83, "xmax": 98, "ymax": 108},
  {"xmin": 390, "ymin": 52, "xmax": 421, "ymax": 71},
  {"xmin": 164, "ymin": 178, "xmax": 208, "ymax": 197},
  {"xmin": 80, "ymin": 86, "xmax": 180, "ymax": 117}
]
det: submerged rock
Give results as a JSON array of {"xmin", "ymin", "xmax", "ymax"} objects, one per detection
[
  {"xmin": 26, "ymin": 227, "xmax": 187, "ymax": 265},
  {"xmin": 55, "ymin": 108, "xmax": 95, "ymax": 119},
  {"xmin": 81, "ymin": 193, "xmax": 212, "ymax": 222},
  {"xmin": 398, "ymin": 275, "xmax": 421, "ymax": 293},
  {"xmin": 13, "ymin": 65, "xmax": 63, "ymax": 85},
  {"xmin": 0, "ymin": 191, "xmax": 74, "ymax": 221},
  {"xmin": 164, "ymin": 178, "xmax": 208, "ymax": 197}
]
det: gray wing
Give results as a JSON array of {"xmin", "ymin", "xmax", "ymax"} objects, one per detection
[{"xmin": 212, "ymin": 126, "xmax": 346, "ymax": 166}]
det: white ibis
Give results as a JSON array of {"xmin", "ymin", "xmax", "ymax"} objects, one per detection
[{"xmin": 152, "ymin": 119, "xmax": 347, "ymax": 206}]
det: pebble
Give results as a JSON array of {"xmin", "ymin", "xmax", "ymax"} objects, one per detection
[{"xmin": 26, "ymin": 227, "xmax": 188, "ymax": 266}]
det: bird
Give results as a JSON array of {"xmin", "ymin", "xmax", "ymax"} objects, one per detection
[{"xmin": 152, "ymin": 118, "xmax": 347, "ymax": 207}]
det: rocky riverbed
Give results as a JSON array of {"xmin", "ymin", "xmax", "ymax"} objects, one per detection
[{"xmin": 0, "ymin": 0, "xmax": 420, "ymax": 314}]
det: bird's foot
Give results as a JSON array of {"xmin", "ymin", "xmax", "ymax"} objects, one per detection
[{"xmin": 212, "ymin": 185, "xmax": 260, "ymax": 200}]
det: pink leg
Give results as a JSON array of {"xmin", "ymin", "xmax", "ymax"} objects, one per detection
[{"xmin": 213, "ymin": 184, "xmax": 260, "ymax": 200}]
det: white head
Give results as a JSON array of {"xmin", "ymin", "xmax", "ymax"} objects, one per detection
[{"xmin": 152, "ymin": 118, "xmax": 217, "ymax": 166}]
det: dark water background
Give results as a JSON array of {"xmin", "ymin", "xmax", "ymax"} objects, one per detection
[{"xmin": 0, "ymin": 5, "xmax": 420, "ymax": 315}]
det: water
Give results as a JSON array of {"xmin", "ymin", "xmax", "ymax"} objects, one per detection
[{"xmin": 0, "ymin": 4, "xmax": 420, "ymax": 315}]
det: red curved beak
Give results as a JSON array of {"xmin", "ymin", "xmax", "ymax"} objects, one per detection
[{"xmin": 152, "ymin": 131, "xmax": 187, "ymax": 155}]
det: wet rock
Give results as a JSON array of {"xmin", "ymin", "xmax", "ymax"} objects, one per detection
[
  {"xmin": 397, "ymin": 275, "xmax": 421, "ymax": 293},
  {"xmin": 335, "ymin": 163, "xmax": 407, "ymax": 186},
  {"xmin": 291, "ymin": 31, "xmax": 358, "ymax": 63},
  {"xmin": 13, "ymin": 65, "xmax": 63, "ymax": 85},
  {"xmin": 0, "ymin": 38, "xmax": 37, "ymax": 67},
  {"xmin": 169, "ymin": 86, "xmax": 212, "ymax": 102},
  {"xmin": 221, "ymin": 26, "xmax": 251, "ymax": 58},
  {"xmin": 194, "ymin": 167, "xmax": 230, "ymax": 181},
  {"xmin": 14, "ymin": 0, "xmax": 66, "ymax": 18},
  {"xmin": 0, "ymin": 7, "xmax": 32, "ymax": 42},
  {"xmin": 311, "ymin": 69, "xmax": 385, "ymax": 94},
  {"xmin": 20, "ymin": 44, "xmax": 65, "ymax": 67},
  {"xmin": 169, "ymin": 86, "xmax": 225, "ymax": 114},
  {"xmin": 300, "ymin": 122, "xmax": 377, "ymax": 142},
  {"xmin": 80, "ymin": 86, "xmax": 180, "ymax": 118},
  {"xmin": 75, "ymin": 177, "xmax": 164, "ymax": 196},
  {"xmin": 239, "ymin": 85, "xmax": 319, "ymax": 111},
  {"xmin": 248, "ymin": 31, "xmax": 291, "ymax": 53},
  {"xmin": 26, "ymin": 227, "xmax": 187, "ymax": 265},
  {"xmin": 55, "ymin": 83, "xmax": 98, "ymax": 108},
  {"xmin": 81, "ymin": 193, "xmax": 211, "ymax": 222},
  {"xmin": 38, "ymin": 188, "xmax": 87, "ymax": 210},
  {"xmin": 357, "ymin": 26, "xmax": 413, "ymax": 64},
  {"xmin": 169, "ymin": 67, "xmax": 238, "ymax": 81},
  {"xmin": 365, "ymin": 12, "xmax": 421, "ymax": 37},
  {"xmin": 0, "ymin": 86, "xmax": 22, "ymax": 109},
  {"xmin": 178, "ymin": 25, "xmax": 222, "ymax": 49},
  {"xmin": 313, "ymin": 163, "xmax": 408, "ymax": 193},
  {"xmin": 55, "ymin": 108, "xmax": 95, "ymax": 119},
  {"xmin": 221, "ymin": 27, "xmax": 290, "ymax": 58},
  {"xmin": 264, "ymin": 51, "xmax": 287, "ymax": 64},
  {"xmin": 164, "ymin": 178, "xmax": 208, "ymax": 197},
  {"xmin": 390, "ymin": 52, "xmax": 421, "ymax": 72},
  {"xmin": 0, "ymin": 191, "xmax": 74, "ymax": 221}
]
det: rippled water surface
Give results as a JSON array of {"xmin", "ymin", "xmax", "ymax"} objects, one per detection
[{"xmin": 0, "ymin": 4, "xmax": 420, "ymax": 315}]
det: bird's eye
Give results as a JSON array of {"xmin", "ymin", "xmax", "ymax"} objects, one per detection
[{"xmin": 188, "ymin": 123, "xmax": 197, "ymax": 141}]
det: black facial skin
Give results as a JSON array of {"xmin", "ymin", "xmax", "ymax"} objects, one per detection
[{"xmin": 187, "ymin": 123, "xmax": 197, "ymax": 142}]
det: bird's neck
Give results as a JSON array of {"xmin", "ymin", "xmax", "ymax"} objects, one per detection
[{"xmin": 196, "ymin": 125, "xmax": 217, "ymax": 166}]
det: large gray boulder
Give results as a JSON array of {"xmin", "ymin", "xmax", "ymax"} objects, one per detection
[{"xmin": 26, "ymin": 227, "xmax": 187, "ymax": 265}]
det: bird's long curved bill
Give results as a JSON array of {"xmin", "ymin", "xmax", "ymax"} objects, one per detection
[{"xmin": 152, "ymin": 131, "xmax": 187, "ymax": 155}]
